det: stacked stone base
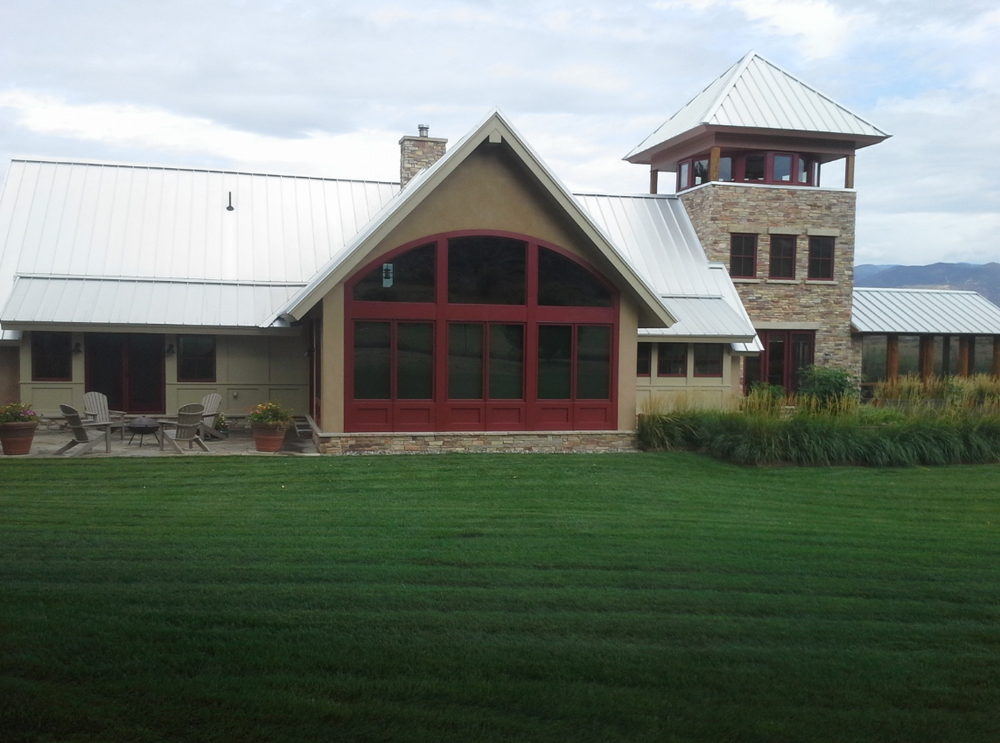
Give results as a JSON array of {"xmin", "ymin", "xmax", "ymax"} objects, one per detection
[{"xmin": 315, "ymin": 430, "xmax": 638, "ymax": 455}]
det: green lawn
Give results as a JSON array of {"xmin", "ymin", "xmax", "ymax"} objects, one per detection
[{"xmin": 2, "ymin": 454, "xmax": 999, "ymax": 742}]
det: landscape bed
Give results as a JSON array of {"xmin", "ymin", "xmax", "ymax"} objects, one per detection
[{"xmin": 2, "ymin": 454, "xmax": 999, "ymax": 742}]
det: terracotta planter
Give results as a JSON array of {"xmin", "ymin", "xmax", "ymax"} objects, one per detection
[
  {"xmin": 251, "ymin": 423, "xmax": 288, "ymax": 452},
  {"xmin": 0, "ymin": 421, "xmax": 39, "ymax": 455}
]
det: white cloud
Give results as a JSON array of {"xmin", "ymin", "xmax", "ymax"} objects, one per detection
[{"xmin": 0, "ymin": 90, "xmax": 399, "ymax": 180}]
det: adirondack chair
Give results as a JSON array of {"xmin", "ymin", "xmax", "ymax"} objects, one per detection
[
  {"xmin": 82, "ymin": 391, "xmax": 127, "ymax": 440},
  {"xmin": 159, "ymin": 403, "xmax": 210, "ymax": 453},
  {"xmin": 198, "ymin": 393, "xmax": 224, "ymax": 439},
  {"xmin": 52, "ymin": 404, "xmax": 112, "ymax": 456}
]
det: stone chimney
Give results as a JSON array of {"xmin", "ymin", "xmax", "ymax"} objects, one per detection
[{"xmin": 399, "ymin": 125, "xmax": 447, "ymax": 187}]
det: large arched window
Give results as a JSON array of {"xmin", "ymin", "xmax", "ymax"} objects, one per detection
[{"xmin": 345, "ymin": 232, "xmax": 619, "ymax": 432}]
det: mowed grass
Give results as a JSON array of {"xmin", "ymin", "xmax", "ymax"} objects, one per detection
[{"xmin": 1, "ymin": 454, "xmax": 999, "ymax": 743}]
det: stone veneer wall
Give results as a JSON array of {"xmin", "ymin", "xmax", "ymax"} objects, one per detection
[
  {"xmin": 679, "ymin": 183, "xmax": 860, "ymax": 374},
  {"xmin": 399, "ymin": 134, "xmax": 448, "ymax": 187},
  {"xmin": 316, "ymin": 431, "xmax": 638, "ymax": 455}
]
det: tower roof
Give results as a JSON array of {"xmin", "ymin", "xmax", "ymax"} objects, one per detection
[{"xmin": 627, "ymin": 51, "xmax": 889, "ymax": 164}]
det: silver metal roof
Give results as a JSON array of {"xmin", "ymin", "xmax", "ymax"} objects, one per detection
[
  {"xmin": 852, "ymin": 287, "xmax": 1000, "ymax": 335},
  {"xmin": 627, "ymin": 51, "xmax": 889, "ymax": 161},
  {"xmin": 0, "ymin": 158, "xmax": 398, "ymax": 335},
  {"xmin": 576, "ymin": 194, "xmax": 758, "ymax": 345}
]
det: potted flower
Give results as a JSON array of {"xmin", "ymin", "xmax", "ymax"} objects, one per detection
[
  {"xmin": 0, "ymin": 401, "xmax": 41, "ymax": 455},
  {"xmin": 246, "ymin": 401, "xmax": 293, "ymax": 452}
]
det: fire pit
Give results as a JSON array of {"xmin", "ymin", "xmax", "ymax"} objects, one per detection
[{"xmin": 127, "ymin": 416, "xmax": 160, "ymax": 447}]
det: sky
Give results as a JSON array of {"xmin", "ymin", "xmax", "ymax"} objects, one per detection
[{"xmin": 1, "ymin": 0, "xmax": 997, "ymax": 266}]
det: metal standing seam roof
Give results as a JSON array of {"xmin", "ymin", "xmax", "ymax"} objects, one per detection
[
  {"xmin": 627, "ymin": 51, "xmax": 889, "ymax": 161},
  {"xmin": 575, "ymin": 193, "xmax": 758, "ymax": 346},
  {"xmin": 851, "ymin": 287, "xmax": 1000, "ymax": 335},
  {"xmin": 0, "ymin": 158, "xmax": 399, "ymax": 333}
]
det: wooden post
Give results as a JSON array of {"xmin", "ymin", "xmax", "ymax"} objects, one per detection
[
  {"xmin": 919, "ymin": 335, "xmax": 934, "ymax": 380},
  {"xmin": 708, "ymin": 146, "xmax": 721, "ymax": 182},
  {"xmin": 649, "ymin": 169, "xmax": 658, "ymax": 195},
  {"xmin": 958, "ymin": 337, "xmax": 971, "ymax": 377},
  {"xmin": 886, "ymin": 334, "xmax": 899, "ymax": 381},
  {"xmin": 845, "ymin": 154, "xmax": 856, "ymax": 189}
]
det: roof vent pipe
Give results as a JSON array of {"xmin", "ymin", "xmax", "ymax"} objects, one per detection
[{"xmin": 418, "ymin": 124, "xmax": 429, "ymax": 138}]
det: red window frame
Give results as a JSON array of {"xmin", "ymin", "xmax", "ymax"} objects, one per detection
[
  {"xmin": 637, "ymin": 342, "xmax": 652, "ymax": 377},
  {"xmin": 656, "ymin": 343, "xmax": 687, "ymax": 377},
  {"xmin": 344, "ymin": 231, "xmax": 620, "ymax": 433},
  {"xmin": 768, "ymin": 235, "xmax": 796, "ymax": 279},
  {"xmin": 729, "ymin": 234, "xmax": 757, "ymax": 279},
  {"xmin": 807, "ymin": 236, "xmax": 835, "ymax": 280},
  {"xmin": 677, "ymin": 151, "xmax": 817, "ymax": 192}
]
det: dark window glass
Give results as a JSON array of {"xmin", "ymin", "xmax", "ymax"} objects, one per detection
[
  {"xmin": 719, "ymin": 157, "xmax": 733, "ymax": 181},
  {"xmin": 790, "ymin": 333, "xmax": 815, "ymax": 391},
  {"xmin": 745, "ymin": 154, "xmax": 765, "ymax": 181},
  {"xmin": 657, "ymin": 343, "xmax": 686, "ymax": 376},
  {"xmin": 353, "ymin": 243, "xmax": 436, "ymax": 302},
  {"xmin": 973, "ymin": 336, "xmax": 994, "ymax": 374},
  {"xmin": 537, "ymin": 325, "xmax": 572, "ymax": 399},
  {"xmin": 354, "ymin": 322, "xmax": 391, "ymax": 399},
  {"xmin": 767, "ymin": 334, "xmax": 786, "ymax": 387},
  {"xmin": 808, "ymin": 236, "xmax": 835, "ymax": 280},
  {"xmin": 694, "ymin": 344, "xmax": 724, "ymax": 377},
  {"xmin": 396, "ymin": 323, "xmax": 433, "ymax": 399},
  {"xmin": 448, "ymin": 323, "xmax": 483, "ymax": 400},
  {"xmin": 537, "ymin": 247, "xmax": 613, "ymax": 307},
  {"xmin": 576, "ymin": 326, "xmax": 611, "ymax": 400},
  {"xmin": 693, "ymin": 159, "xmax": 709, "ymax": 185},
  {"xmin": 489, "ymin": 324, "xmax": 524, "ymax": 400},
  {"xmin": 31, "ymin": 331, "xmax": 72, "ymax": 381},
  {"xmin": 637, "ymin": 342, "xmax": 652, "ymax": 376},
  {"xmin": 177, "ymin": 335, "xmax": 215, "ymax": 382},
  {"xmin": 774, "ymin": 154, "xmax": 793, "ymax": 182},
  {"xmin": 730, "ymin": 234, "xmax": 757, "ymax": 278},
  {"xmin": 679, "ymin": 161, "xmax": 690, "ymax": 190},
  {"xmin": 861, "ymin": 335, "xmax": 888, "ymax": 384},
  {"xmin": 448, "ymin": 236, "xmax": 526, "ymax": 304},
  {"xmin": 769, "ymin": 235, "xmax": 796, "ymax": 279}
]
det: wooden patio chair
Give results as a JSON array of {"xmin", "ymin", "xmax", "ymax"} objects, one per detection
[
  {"xmin": 52, "ymin": 404, "xmax": 112, "ymax": 456},
  {"xmin": 159, "ymin": 403, "xmax": 210, "ymax": 454},
  {"xmin": 198, "ymin": 393, "xmax": 224, "ymax": 439},
  {"xmin": 83, "ymin": 391, "xmax": 127, "ymax": 441}
]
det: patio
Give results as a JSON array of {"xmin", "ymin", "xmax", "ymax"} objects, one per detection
[{"xmin": 10, "ymin": 422, "xmax": 320, "ymax": 458}]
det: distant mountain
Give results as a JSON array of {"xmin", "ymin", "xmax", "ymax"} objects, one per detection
[{"xmin": 854, "ymin": 262, "xmax": 1000, "ymax": 305}]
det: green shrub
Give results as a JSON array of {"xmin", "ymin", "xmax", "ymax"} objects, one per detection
[{"xmin": 797, "ymin": 365, "xmax": 857, "ymax": 407}]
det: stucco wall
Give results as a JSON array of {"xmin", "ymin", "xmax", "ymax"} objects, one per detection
[
  {"xmin": 17, "ymin": 330, "xmax": 308, "ymax": 417},
  {"xmin": 680, "ymin": 182, "xmax": 859, "ymax": 374}
]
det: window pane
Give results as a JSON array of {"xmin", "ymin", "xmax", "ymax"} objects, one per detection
[
  {"xmin": 448, "ymin": 323, "xmax": 483, "ymax": 399},
  {"xmin": 862, "ymin": 335, "xmax": 887, "ymax": 383},
  {"xmin": 769, "ymin": 235, "xmax": 796, "ymax": 279},
  {"xmin": 693, "ymin": 159, "xmax": 709, "ymax": 185},
  {"xmin": 767, "ymin": 335, "xmax": 786, "ymax": 387},
  {"xmin": 798, "ymin": 157, "xmax": 811, "ymax": 184},
  {"xmin": 353, "ymin": 243, "xmax": 436, "ymax": 302},
  {"xmin": 576, "ymin": 326, "xmax": 610, "ymax": 400},
  {"xmin": 31, "ymin": 331, "xmax": 72, "ymax": 380},
  {"xmin": 657, "ymin": 343, "xmax": 686, "ymax": 376},
  {"xmin": 694, "ymin": 344, "xmax": 724, "ymax": 377},
  {"xmin": 745, "ymin": 154, "xmax": 765, "ymax": 181},
  {"xmin": 808, "ymin": 236, "xmax": 835, "ymax": 280},
  {"xmin": 177, "ymin": 335, "xmax": 215, "ymax": 382},
  {"xmin": 448, "ymin": 236, "xmax": 526, "ymax": 304},
  {"xmin": 679, "ymin": 161, "xmax": 689, "ymax": 189},
  {"xmin": 354, "ymin": 322, "xmax": 391, "ymax": 399},
  {"xmin": 774, "ymin": 154, "xmax": 792, "ymax": 182},
  {"xmin": 719, "ymin": 157, "xmax": 733, "ymax": 181},
  {"xmin": 898, "ymin": 336, "xmax": 920, "ymax": 376},
  {"xmin": 637, "ymin": 342, "xmax": 652, "ymax": 376},
  {"xmin": 729, "ymin": 234, "xmax": 757, "ymax": 278},
  {"xmin": 397, "ymin": 323, "xmax": 434, "ymax": 399},
  {"xmin": 789, "ymin": 334, "xmax": 814, "ymax": 391},
  {"xmin": 489, "ymin": 324, "xmax": 524, "ymax": 399},
  {"xmin": 973, "ymin": 336, "xmax": 994, "ymax": 374},
  {"xmin": 537, "ymin": 325, "xmax": 572, "ymax": 399},
  {"xmin": 537, "ymin": 247, "xmax": 612, "ymax": 307}
]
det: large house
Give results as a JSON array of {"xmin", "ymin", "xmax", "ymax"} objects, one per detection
[{"xmin": 1, "ymin": 53, "xmax": 997, "ymax": 452}]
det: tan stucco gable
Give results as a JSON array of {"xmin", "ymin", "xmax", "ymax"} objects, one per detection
[{"xmin": 282, "ymin": 111, "xmax": 673, "ymax": 329}]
